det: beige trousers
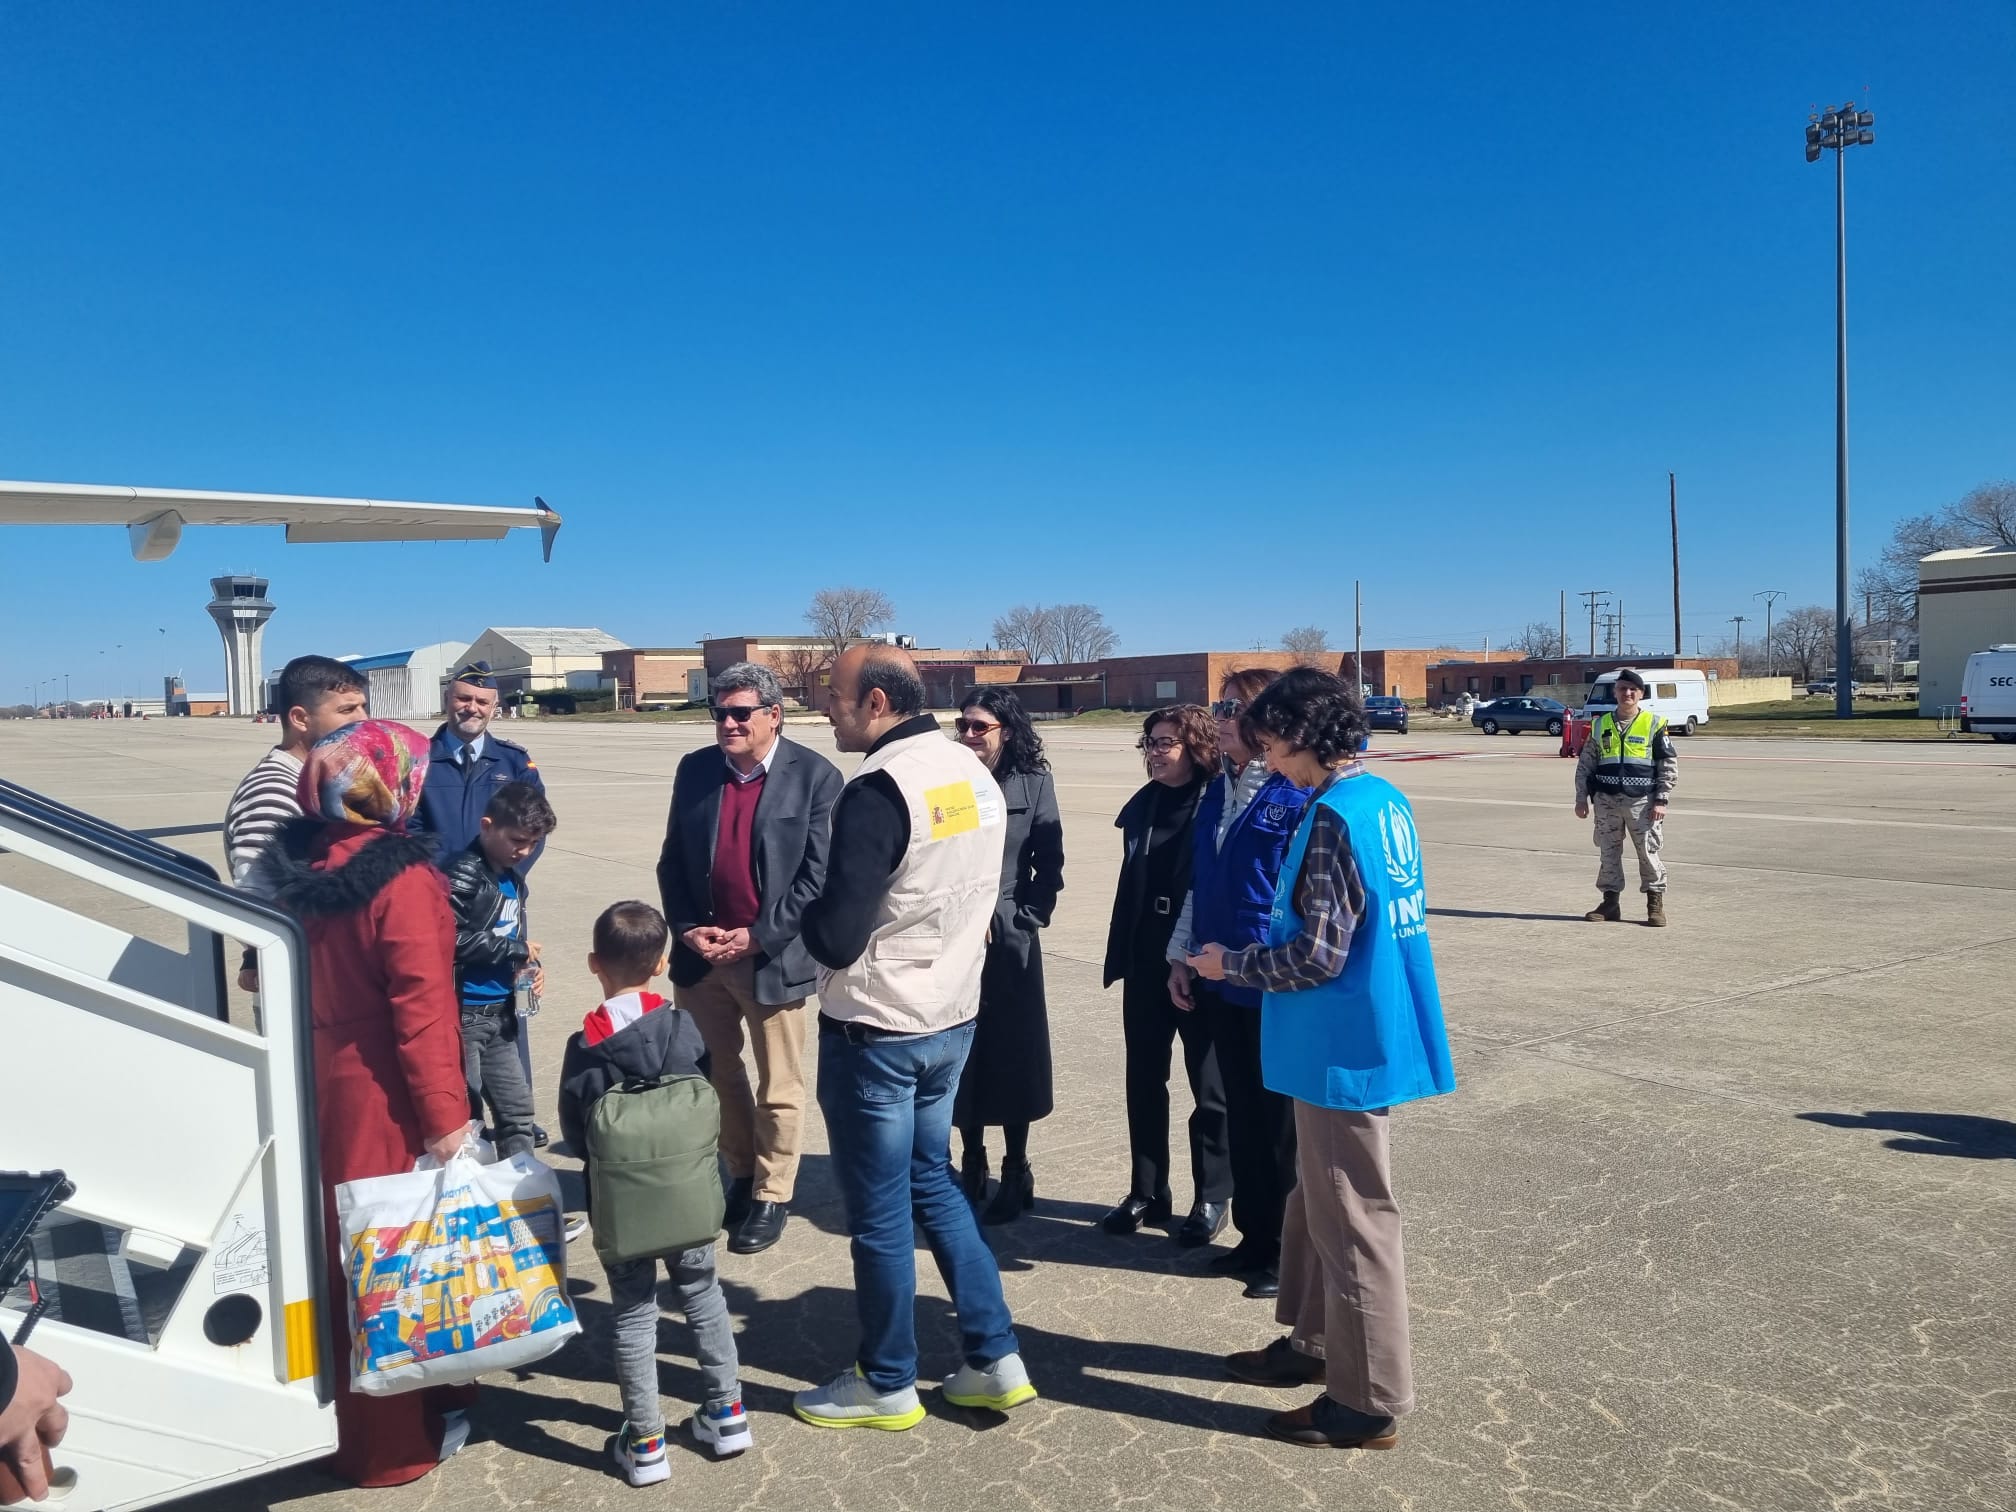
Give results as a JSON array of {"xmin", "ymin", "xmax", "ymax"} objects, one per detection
[
  {"xmin": 674, "ymin": 959, "xmax": 808, "ymax": 1203},
  {"xmin": 1275, "ymin": 1102, "xmax": 1415, "ymax": 1417}
]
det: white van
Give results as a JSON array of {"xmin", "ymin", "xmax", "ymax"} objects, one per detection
[
  {"xmin": 1959, "ymin": 645, "xmax": 2016, "ymax": 742},
  {"xmin": 1582, "ymin": 668, "xmax": 1712, "ymax": 735}
]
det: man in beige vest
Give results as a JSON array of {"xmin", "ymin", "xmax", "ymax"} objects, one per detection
[{"xmin": 791, "ymin": 644, "xmax": 1038, "ymax": 1431}]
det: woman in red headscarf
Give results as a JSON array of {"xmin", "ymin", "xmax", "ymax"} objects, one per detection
[{"xmin": 249, "ymin": 719, "xmax": 474, "ymax": 1487}]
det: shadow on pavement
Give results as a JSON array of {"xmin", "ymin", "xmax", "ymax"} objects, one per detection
[
  {"xmin": 1797, "ymin": 1110, "xmax": 2016, "ymax": 1160},
  {"xmin": 1429, "ymin": 907, "xmax": 1588, "ymax": 923}
]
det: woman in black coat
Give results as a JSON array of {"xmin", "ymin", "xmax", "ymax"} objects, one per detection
[
  {"xmin": 951, "ymin": 686, "xmax": 1065, "ymax": 1225},
  {"xmin": 1101, "ymin": 703, "xmax": 1231, "ymax": 1247}
]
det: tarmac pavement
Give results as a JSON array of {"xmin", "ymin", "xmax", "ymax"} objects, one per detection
[{"xmin": 2, "ymin": 715, "xmax": 2012, "ymax": 1512}]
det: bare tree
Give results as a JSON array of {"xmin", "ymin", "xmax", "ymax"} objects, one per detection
[
  {"xmin": 992, "ymin": 604, "xmax": 1062, "ymax": 663},
  {"xmin": 805, "ymin": 587, "xmax": 896, "ymax": 660},
  {"xmin": 1051, "ymin": 603, "xmax": 1119, "ymax": 662},
  {"xmin": 1769, "ymin": 605, "xmax": 1837, "ymax": 683},
  {"xmin": 1508, "ymin": 620, "xmax": 1566, "ymax": 659},
  {"xmin": 1281, "ymin": 626, "xmax": 1331, "ymax": 664},
  {"xmin": 1862, "ymin": 481, "xmax": 2016, "ymax": 624},
  {"xmin": 766, "ymin": 646, "xmax": 831, "ymax": 706}
]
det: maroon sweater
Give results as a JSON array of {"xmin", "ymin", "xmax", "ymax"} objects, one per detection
[{"xmin": 711, "ymin": 771, "xmax": 765, "ymax": 931}]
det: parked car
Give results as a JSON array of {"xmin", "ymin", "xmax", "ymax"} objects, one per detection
[
  {"xmin": 1805, "ymin": 678, "xmax": 1861, "ymax": 696},
  {"xmin": 1472, "ymin": 696, "xmax": 1570, "ymax": 736},
  {"xmin": 1365, "ymin": 695, "xmax": 1409, "ymax": 734}
]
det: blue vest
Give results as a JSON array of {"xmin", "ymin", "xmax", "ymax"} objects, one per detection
[
  {"xmin": 1260, "ymin": 771, "xmax": 1457, "ymax": 1111},
  {"xmin": 1192, "ymin": 770, "xmax": 1311, "ymax": 1008}
]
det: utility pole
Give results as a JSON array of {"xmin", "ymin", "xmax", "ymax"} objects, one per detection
[
  {"xmin": 1615, "ymin": 600, "xmax": 1626, "ymax": 657},
  {"xmin": 1580, "ymin": 590, "xmax": 1610, "ymax": 658},
  {"xmin": 1353, "ymin": 579, "xmax": 1363, "ymax": 695},
  {"xmin": 1730, "ymin": 614, "xmax": 1748, "ymax": 664},
  {"xmin": 1755, "ymin": 590, "xmax": 1785, "ymax": 678},
  {"xmin": 1670, "ymin": 472, "xmax": 1682, "ymax": 657},
  {"xmin": 1559, "ymin": 589, "xmax": 1568, "ymax": 660}
]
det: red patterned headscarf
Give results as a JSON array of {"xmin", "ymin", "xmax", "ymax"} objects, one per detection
[{"xmin": 297, "ymin": 720, "xmax": 430, "ymax": 829}]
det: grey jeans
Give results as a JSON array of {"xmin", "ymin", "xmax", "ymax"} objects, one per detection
[
  {"xmin": 460, "ymin": 1003, "xmax": 536, "ymax": 1157},
  {"xmin": 606, "ymin": 1245, "xmax": 741, "ymax": 1436}
]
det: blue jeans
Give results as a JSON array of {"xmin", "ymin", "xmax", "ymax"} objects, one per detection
[{"xmin": 816, "ymin": 1015, "xmax": 1019, "ymax": 1393}]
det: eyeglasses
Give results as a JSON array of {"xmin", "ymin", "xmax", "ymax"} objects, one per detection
[
  {"xmin": 710, "ymin": 704, "xmax": 770, "ymax": 724},
  {"xmin": 1209, "ymin": 698, "xmax": 1244, "ymax": 719},
  {"xmin": 1136, "ymin": 736, "xmax": 1183, "ymax": 754},
  {"xmin": 952, "ymin": 718, "xmax": 1000, "ymax": 737}
]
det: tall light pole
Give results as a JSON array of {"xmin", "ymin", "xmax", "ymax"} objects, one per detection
[
  {"xmin": 1806, "ymin": 100, "xmax": 1875, "ymax": 718},
  {"xmin": 1755, "ymin": 590, "xmax": 1786, "ymax": 678}
]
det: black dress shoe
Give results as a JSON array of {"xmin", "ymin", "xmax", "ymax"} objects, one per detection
[
  {"xmin": 1265, "ymin": 1393, "xmax": 1398, "ymax": 1450},
  {"xmin": 728, "ymin": 1200, "xmax": 788, "ymax": 1255},
  {"xmin": 1226, "ymin": 1336, "xmax": 1325, "ymax": 1387},
  {"xmin": 1242, "ymin": 1266, "xmax": 1281, "ymax": 1299},
  {"xmin": 1177, "ymin": 1200, "xmax": 1230, "ymax": 1248},
  {"xmin": 721, "ymin": 1176, "xmax": 754, "ymax": 1231},
  {"xmin": 1100, "ymin": 1190, "xmax": 1173, "ymax": 1235},
  {"xmin": 531, "ymin": 1124, "xmax": 550, "ymax": 1149}
]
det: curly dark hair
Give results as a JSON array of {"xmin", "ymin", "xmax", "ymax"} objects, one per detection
[
  {"xmin": 959, "ymin": 685, "xmax": 1048, "ymax": 776},
  {"xmin": 1240, "ymin": 668, "xmax": 1368, "ymax": 767},
  {"xmin": 1141, "ymin": 703, "xmax": 1218, "ymax": 777}
]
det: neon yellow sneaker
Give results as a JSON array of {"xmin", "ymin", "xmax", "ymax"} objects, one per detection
[
  {"xmin": 793, "ymin": 1367, "xmax": 928, "ymax": 1431},
  {"xmin": 942, "ymin": 1352, "xmax": 1038, "ymax": 1411}
]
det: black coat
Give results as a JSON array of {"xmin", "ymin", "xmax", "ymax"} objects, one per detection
[
  {"xmin": 955, "ymin": 768, "xmax": 1065, "ymax": 1128},
  {"xmin": 654, "ymin": 736, "xmax": 844, "ymax": 1007},
  {"xmin": 1102, "ymin": 776, "xmax": 1207, "ymax": 987},
  {"xmin": 439, "ymin": 840, "xmax": 531, "ymax": 974}
]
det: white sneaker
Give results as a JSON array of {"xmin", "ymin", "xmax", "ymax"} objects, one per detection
[
  {"xmin": 691, "ymin": 1397, "xmax": 753, "ymax": 1457},
  {"xmin": 610, "ymin": 1422, "xmax": 671, "ymax": 1486},
  {"xmin": 792, "ymin": 1367, "xmax": 926, "ymax": 1431},
  {"xmin": 564, "ymin": 1213, "xmax": 590, "ymax": 1243},
  {"xmin": 941, "ymin": 1351, "xmax": 1039, "ymax": 1411}
]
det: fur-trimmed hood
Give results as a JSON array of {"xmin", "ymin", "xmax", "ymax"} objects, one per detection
[{"xmin": 246, "ymin": 818, "xmax": 440, "ymax": 917}]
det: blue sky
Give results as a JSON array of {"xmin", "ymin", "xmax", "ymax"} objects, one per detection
[{"xmin": 2, "ymin": 2, "xmax": 2010, "ymax": 701}]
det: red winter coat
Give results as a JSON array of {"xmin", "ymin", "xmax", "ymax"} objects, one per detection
[{"xmin": 259, "ymin": 821, "xmax": 470, "ymax": 1488}]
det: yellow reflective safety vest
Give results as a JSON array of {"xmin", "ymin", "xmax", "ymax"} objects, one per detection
[{"xmin": 1590, "ymin": 709, "xmax": 1665, "ymax": 797}]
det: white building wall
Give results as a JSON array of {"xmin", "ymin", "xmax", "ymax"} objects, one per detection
[{"xmin": 1917, "ymin": 550, "xmax": 2016, "ymax": 715}]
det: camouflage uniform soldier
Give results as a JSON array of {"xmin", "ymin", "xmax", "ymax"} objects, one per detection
[{"xmin": 1573, "ymin": 668, "xmax": 1678, "ymax": 927}]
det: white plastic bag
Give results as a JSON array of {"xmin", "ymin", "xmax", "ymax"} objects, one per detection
[{"xmin": 334, "ymin": 1150, "xmax": 580, "ymax": 1395}]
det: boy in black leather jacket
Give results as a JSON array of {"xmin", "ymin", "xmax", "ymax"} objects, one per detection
[{"xmin": 442, "ymin": 780, "xmax": 556, "ymax": 1157}]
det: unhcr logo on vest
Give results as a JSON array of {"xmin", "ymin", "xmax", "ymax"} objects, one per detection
[{"xmin": 1379, "ymin": 800, "xmax": 1428, "ymax": 941}]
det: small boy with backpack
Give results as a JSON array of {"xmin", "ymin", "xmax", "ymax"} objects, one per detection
[
  {"xmin": 559, "ymin": 900, "xmax": 750, "ymax": 1483},
  {"xmin": 442, "ymin": 780, "xmax": 555, "ymax": 1159}
]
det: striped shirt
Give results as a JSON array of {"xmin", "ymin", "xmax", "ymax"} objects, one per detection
[
  {"xmin": 1220, "ymin": 766, "xmax": 1368, "ymax": 994},
  {"xmin": 225, "ymin": 747, "xmax": 304, "ymax": 882}
]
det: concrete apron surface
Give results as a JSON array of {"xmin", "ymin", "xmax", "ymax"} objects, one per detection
[{"xmin": 1, "ymin": 717, "xmax": 2011, "ymax": 1512}]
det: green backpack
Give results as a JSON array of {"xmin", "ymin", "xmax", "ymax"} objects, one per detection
[{"xmin": 586, "ymin": 1074, "xmax": 726, "ymax": 1265}]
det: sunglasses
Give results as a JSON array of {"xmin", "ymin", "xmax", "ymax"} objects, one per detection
[
  {"xmin": 952, "ymin": 718, "xmax": 1000, "ymax": 737},
  {"xmin": 710, "ymin": 703, "xmax": 771, "ymax": 724},
  {"xmin": 1209, "ymin": 698, "xmax": 1244, "ymax": 719},
  {"xmin": 1136, "ymin": 736, "xmax": 1183, "ymax": 754}
]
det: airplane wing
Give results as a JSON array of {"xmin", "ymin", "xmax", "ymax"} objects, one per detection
[{"xmin": 0, "ymin": 479, "xmax": 563, "ymax": 562}]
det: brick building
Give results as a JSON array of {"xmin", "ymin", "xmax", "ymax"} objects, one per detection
[
  {"xmin": 1424, "ymin": 654, "xmax": 1740, "ymax": 703},
  {"xmin": 700, "ymin": 635, "xmax": 1026, "ymax": 709},
  {"xmin": 601, "ymin": 647, "xmax": 706, "ymax": 709},
  {"xmin": 1034, "ymin": 648, "xmax": 1460, "ymax": 708}
]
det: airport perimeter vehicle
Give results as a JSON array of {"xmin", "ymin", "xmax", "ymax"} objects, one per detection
[
  {"xmin": 1472, "ymin": 696, "xmax": 1569, "ymax": 737},
  {"xmin": 0, "ymin": 776, "xmax": 336, "ymax": 1508},
  {"xmin": 1959, "ymin": 645, "xmax": 2016, "ymax": 741}
]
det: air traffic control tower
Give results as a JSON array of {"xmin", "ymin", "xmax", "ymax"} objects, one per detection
[{"xmin": 206, "ymin": 575, "xmax": 276, "ymax": 716}]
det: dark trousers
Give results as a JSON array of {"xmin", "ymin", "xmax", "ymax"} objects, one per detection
[
  {"xmin": 1199, "ymin": 983, "xmax": 1297, "ymax": 1258},
  {"xmin": 1121, "ymin": 965, "xmax": 1231, "ymax": 1205},
  {"xmin": 461, "ymin": 1003, "xmax": 535, "ymax": 1157}
]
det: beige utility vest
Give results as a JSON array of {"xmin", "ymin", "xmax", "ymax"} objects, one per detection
[{"xmin": 816, "ymin": 727, "xmax": 1008, "ymax": 1034}]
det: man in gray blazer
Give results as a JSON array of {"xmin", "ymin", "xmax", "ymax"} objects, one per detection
[{"xmin": 657, "ymin": 661, "xmax": 843, "ymax": 1254}]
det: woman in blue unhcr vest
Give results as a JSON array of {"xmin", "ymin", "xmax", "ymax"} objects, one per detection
[{"xmin": 1189, "ymin": 667, "xmax": 1455, "ymax": 1451}]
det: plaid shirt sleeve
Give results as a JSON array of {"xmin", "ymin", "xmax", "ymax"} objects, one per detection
[{"xmin": 1220, "ymin": 804, "xmax": 1365, "ymax": 993}]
